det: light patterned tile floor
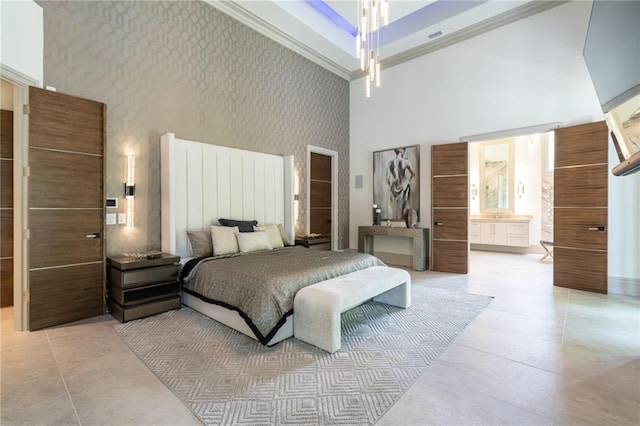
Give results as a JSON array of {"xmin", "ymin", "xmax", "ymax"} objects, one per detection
[{"xmin": 1, "ymin": 251, "xmax": 638, "ymax": 425}]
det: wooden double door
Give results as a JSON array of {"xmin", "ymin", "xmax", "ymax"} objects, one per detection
[
  {"xmin": 431, "ymin": 142, "xmax": 468, "ymax": 274},
  {"xmin": 430, "ymin": 122, "xmax": 608, "ymax": 294},
  {"xmin": 554, "ymin": 121, "xmax": 608, "ymax": 293},
  {"xmin": 27, "ymin": 87, "xmax": 106, "ymax": 330}
]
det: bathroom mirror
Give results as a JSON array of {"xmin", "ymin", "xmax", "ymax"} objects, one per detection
[{"xmin": 480, "ymin": 139, "xmax": 514, "ymax": 213}]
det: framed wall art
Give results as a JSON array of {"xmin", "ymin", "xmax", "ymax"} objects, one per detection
[{"xmin": 373, "ymin": 145, "xmax": 420, "ymax": 221}]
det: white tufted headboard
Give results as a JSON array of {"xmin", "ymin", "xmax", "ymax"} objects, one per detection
[{"xmin": 160, "ymin": 132, "xmax": 295, "ymax": 258}]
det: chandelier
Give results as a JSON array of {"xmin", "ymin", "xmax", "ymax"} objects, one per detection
[{"xmin": 356, "ymin": 0, "xmax": 389, "ymax": 97}]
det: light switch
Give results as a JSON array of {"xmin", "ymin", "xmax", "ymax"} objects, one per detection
[
  {"xmin": 106, "ymin": 213, "xmax": 117, "ymax": 225},
  {"xmin": 117, "ymin": 213, "xmax": 127, "ymax": 224}
]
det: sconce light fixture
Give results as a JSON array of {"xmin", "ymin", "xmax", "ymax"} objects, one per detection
[
  {"xmin": 517, "ymin": 181, "xmax": 525, "ymax": 198},
  {"xmin": 124, "ymin": 154, "xmax": 135, "ymax": 227},
  {"xmin": 293, "ymin": 173, "xmax": 300, "ymax": 224},
  {"xmin": 471, "ymin": 183, "xmax": 478, "ymax": 200}
]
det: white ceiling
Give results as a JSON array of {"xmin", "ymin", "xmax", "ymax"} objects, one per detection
[{"xmin": 205, "ymin": 0, "xmax": 568, "ymax": 79}]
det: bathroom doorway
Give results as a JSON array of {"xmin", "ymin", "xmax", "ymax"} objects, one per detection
[{"xmin": 467, "ymin": 128, "xmax": 556, "ymax": 263}]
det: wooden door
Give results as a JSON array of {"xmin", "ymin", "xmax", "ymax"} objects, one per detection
[
  {"xmin": 309, "ymin": 152, "xmax": 331, "ymax": 245},
  {"xmin": 554, "ymin": 121, "xmax": 608, "ymax": 293},
  {"xmin": 28, "ymin": 87, "xmax": 106, "ymax": 330},
  {"xmin": 431, "ymin": 142, "xmax": 468, "ymax": 273},
  {"xmin": 1, "ymin": 109, "xmax": 14, "ymax": 307}
]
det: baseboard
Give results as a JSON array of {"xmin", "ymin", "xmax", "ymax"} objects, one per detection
[
  {"xmin": 608, "ymin": 276, "xmax": 640, "ymax": 297},
  {"xmin": 471, "ymin": 244, "xmax": 544, "ymax": 255}
]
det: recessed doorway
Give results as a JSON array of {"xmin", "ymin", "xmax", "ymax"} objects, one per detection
[{"xmin": 306, "ymin": 146, "xmax": 338, "ymax": 251}]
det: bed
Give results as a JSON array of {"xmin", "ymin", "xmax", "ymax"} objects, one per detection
[{"xmin": 160, "ymin": 133, "xmax": 385, "ymax": 346}]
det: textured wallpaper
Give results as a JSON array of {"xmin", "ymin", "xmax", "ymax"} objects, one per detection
[{"xmin": 37, "ymin": 0, "xmax": 350, "ymax": 255}]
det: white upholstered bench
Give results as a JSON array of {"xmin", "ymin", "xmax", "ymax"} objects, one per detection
[{"xmin": 293, "ymin": 266, "xmax": 411, "ymax": 353}]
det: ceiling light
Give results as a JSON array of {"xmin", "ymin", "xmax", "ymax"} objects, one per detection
[{"xmin": 356, "ymin": 0, "xmax": 389, "ymax": 98}]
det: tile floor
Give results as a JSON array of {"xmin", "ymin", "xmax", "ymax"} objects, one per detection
[{"xmin": 1, "ymin": 251, "xmax": 638, "ymax": 425}]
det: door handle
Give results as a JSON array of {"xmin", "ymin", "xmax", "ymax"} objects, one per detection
[
  {"xmin": 587, "ymin": 226, "xmax": 606, "ymax": 232},
  {"xmin": 84, "ymin": 232, "xmax": 101, "ymax": 238},
  {"xmin": 434, "ymin": 222, "xmax": 444, "ymax": 226}
]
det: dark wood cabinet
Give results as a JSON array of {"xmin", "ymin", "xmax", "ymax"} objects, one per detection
[{"xmin": 107, "ymin": 253, "xmax": 181, "ymax": 322}]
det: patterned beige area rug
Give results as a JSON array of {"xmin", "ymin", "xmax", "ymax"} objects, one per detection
[{"xmin": 114, "ymin": 284, "xmax": 492, "ymax": 425}]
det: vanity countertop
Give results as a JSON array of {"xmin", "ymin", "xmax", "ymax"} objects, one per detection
[{"xmin": 470, "ymin": 215, "xmax": 532, "ymax": 222}]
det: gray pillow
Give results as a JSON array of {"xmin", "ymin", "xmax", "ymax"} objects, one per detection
[
  {"xmin": 218, "ymin": 218, "xmax": 258, "ymax": 232},
  {"xmin": 186, "ymin": 229, "xmax": 213, "ymax": 258}
]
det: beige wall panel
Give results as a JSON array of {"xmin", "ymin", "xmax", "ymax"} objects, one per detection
[{"xmin": 38, "ymin": 1, "xmax": 350, "ymax": 253}]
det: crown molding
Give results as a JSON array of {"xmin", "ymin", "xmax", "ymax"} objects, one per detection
[
  {"xmin": 351, "ymin": 0, "xmax": 570, "ymax": 80},
  {"xmin": 202, "ymin": 0, "xmax": 352, "ymax": 80}
]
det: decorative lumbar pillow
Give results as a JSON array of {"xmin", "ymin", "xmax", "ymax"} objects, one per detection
[
  {"xmin": 218, "ymin": 218, "xmax": 258, "ymax": 233},
  {"xmin": 254, "ymin": 224, "xmax": 284, "ymax": 249},
  {"xmin": 277, "ymin": 223, "xmax": 292, "ymax": 246},
  {"xmin": 236, "ymin": 231, "xmax": 272, "ymax": 253},
  {"xmin": 210, "ymin": 226, "xmax": 240, "ymax": 255},
  {"xmin": 186, "ymin": 229, "xmax": 213, "ymax": 258}
]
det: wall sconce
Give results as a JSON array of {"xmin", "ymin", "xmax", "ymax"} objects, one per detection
[
  {"xmin": 124, "ymin": 154, "xmax": 135, "ymax": 227},
  {"xmin": 293, "ymin": 173, "xmax": 300, "ymax": 224},
  {"xmin": 470, "ymin": 183, "xmax": 478, "ymax": 200},
  {"xmin": 517, "ymin": 181, "xmax": 525, "ymax": 198}
]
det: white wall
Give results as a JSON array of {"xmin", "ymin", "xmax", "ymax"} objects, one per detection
[
  {"xmin": 0, "ymin": 0, "xmax": 43, "ymax": 85},
  {"xmin": 349, "ymin": 1, "xmax": 640, "ymax": 283}
]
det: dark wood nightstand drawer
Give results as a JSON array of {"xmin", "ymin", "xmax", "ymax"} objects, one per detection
[
  {"xmin": 108, "ymin": 280, "xmax": 180, "ymax": 306},
  {"xmin": 108, "ymin": 296, "xmax": 180, "ymax": 322},
  {"xmin": 108, "ymin": 264, "xmax": 178, "ymax": 289}
]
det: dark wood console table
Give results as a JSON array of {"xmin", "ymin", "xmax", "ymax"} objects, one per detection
[{"xmin": 358, "ymin": 226, "xmax": 429, "ymax": 271}]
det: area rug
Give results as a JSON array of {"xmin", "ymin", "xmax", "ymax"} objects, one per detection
[{"xmin": 114, "ymin": 284, "xmax": 493, "ymax": 425}]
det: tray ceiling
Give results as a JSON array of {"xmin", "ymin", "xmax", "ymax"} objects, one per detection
[{"xmin": 204, "ymin": 0, "xmax": 568, "ymax": 79}]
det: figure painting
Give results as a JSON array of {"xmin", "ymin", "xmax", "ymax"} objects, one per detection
[{"xmin": 373, "ymin": 145, "xmax": 419, "ymax": 221}]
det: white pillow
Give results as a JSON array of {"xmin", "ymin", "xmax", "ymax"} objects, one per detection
[
  {"xmin": 210, "ymin": 226, "xmax": 239, "ymax": 255},
  {"xmin": 277, "ymin": 223, "xmax": 292, "ymax": 246},
  {"xmin": 236, "ymin": 231, "xmax": 272, "ymax": 253},
  {"xmin": 253, "ymin": 224, "xmax": 284, "ymax": 248}
]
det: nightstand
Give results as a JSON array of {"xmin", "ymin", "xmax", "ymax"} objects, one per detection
[
  {"xmin": 107, "ymin": 253, "xmax": 181, "ymax": 322},
  {"xmin": 295, "ymin": 235, "xmax": 331, "ymax": 249}
]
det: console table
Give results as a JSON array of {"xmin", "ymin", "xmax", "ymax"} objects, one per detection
[{"xmin": 358, "ymin": 226, "xmax": 429, "ymax": 271}]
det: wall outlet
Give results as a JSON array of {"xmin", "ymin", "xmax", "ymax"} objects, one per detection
[
  {"xmin": 106, "ymin": 213, "xmax": 117, "ymax": 225},
  {"xmin": 117, "ymin": 213, "xmax": 127, "ymax": 224}
]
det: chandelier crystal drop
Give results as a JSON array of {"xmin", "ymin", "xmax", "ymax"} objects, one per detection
[{"xmin": 356, "ymin": 0, "xmax": 389, "ymax": 98}]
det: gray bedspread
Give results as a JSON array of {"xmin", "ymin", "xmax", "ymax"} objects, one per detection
[{"xmin": 182, "ymin": 247, "xmax": 384, "ymax": 343}]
